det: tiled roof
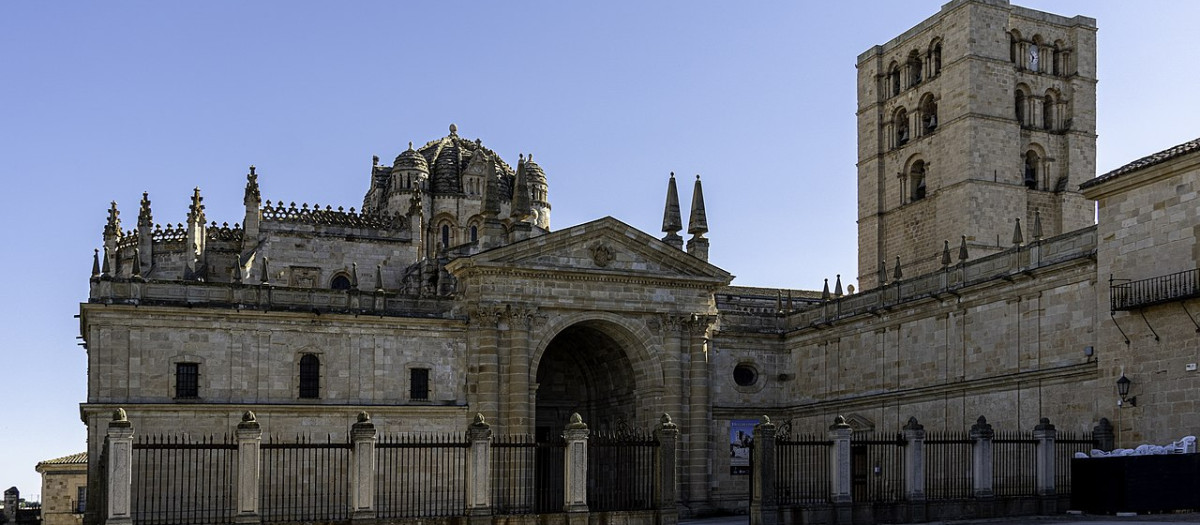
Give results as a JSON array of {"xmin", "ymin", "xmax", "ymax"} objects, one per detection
[
  {"xmin": 36, "ymin": 452, "xmax": 87, "ymax": 467},
  {"xmin": 1082, "ymin": 137, "xmax": 1200, "ymax": 190}
]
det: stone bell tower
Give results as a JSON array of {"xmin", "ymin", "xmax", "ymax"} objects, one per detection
[{"xmin": 856, "ymin": 0, "xmax": 1096, "ymax": 289}]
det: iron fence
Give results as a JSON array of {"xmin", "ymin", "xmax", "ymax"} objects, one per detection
[
  {"xmin": 376, "ymin": 433, "xmax": 468, "ymax": 518},
  {"xmin": 131, "ymin": 434, "xmax": 236, "ymax": 525},
  {"xmin": 1054, "ymin": 431, "xmax": 1096, "ymax": 494},
  {"xmin": 776, "ymin": 434, "xmax": 831, "ymax": 506},
  {"xmin": 587, "ymin": 430, "xmax": 658, "ymax": 512},
  {"xmin": 260, "ymin": 435, "xmax": 351, "ymax": 523},
  {"xmin": 992, "ymin": 431, "xmax": 1037, "ymax": 496},
  {"xmin": 924, "ymin": 431, "xmax": 973, "ymax": 500},
  {"xmin": 491, "ymin": 435, "xmax": 565, "ymax": 515},
  {"xmin": 851, "ymin": 432, "xmax": 906, "ymax": 503}
]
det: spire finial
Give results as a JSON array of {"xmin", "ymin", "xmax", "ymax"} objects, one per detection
[
  {"xmin": 959, "ymin": 235, "xmax": 969, "ymax": 262},
  {"xmin": 188, "ymin": 187, "xmax": 206, "ymax": 224},
  {"xmin": 449, "ymin": 123, "xmax": 457, "ymax": 135},
  {"xmin": 375, "ymin": 264, "xmax": 384, "ymax": 292},
  {"xmin": 104, "ymin": 201, "xmax": 121, "ymax": 239},
  {"xmin": 350, "ymin": 262, "xmax": 360, "ymax": 289},
  {"xmin": 687, "ymin": 175, "xmax": 708, "ymax": 236},
  {"xmin": 91, "ymin": 248, "xmax": 101, "ymax": 280},
  {"xmin": 1032, "ymin": 209, "xmax": 1043, "ymax": 240},
  {"xmin": 822, "ymin": 278, "xmax": 830, "ymax": 300},
  {"xmin": 1012, "ymin": 217, "xmax": 1024, "ymax": 246},
  {"xmin": 408, "ymin": 141, "xmax": 414, "ymax": 150},
  {"xmin": 834, "ymin": 274, "xmax": 843, "ymax": 297},
  {"xmin": 138, "ymin": 192, "xmax": 153, "ymax": 228},
  {"xmin": 661, "ymin": 173, "xmax": 683, "ymax": 247},
  {"xmin": 941, "ymin": 240, "xmax": 952, "ymax": 267},
  {"xmin": 893, "ymin": 256, "xmax": 903, "ymax": 281}
]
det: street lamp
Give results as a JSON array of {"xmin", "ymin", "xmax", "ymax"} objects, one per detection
[{"xmin": 1117, "ymin": 373, "xmax": 1137, "ymax": 407}]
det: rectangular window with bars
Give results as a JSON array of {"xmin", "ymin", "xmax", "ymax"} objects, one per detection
[
  {"xmin": 410, "ymin": 368, "xmax": 429, "ymax": 401},
  {"xmin": 75, "ymin": 486, "xmax": 86, "ymax": 514},
  {"xmin": 176, "ymin": 362, "xmax": 199, "ymax": 399}
]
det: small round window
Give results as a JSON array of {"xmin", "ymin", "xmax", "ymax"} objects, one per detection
[{"xmin": 733, "ymin": 364, "xmax": 758, "ymax": 387}]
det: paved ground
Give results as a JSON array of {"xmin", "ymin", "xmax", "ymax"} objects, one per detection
[{"xmin": 680, "ymin": 512, "xmax": 1200, "ymax": 525}]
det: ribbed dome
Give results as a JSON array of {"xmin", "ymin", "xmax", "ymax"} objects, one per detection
[
  {"xmin": 524, "ymin": 155, "xmax": 546, "ymax": 184},
  {"xmin": 410, "ymin": 125, "xmax": 517, "ymax": 196},
  {"xmin": 393, "ymin": 143, "xmax": 428, "ymax": 171}
]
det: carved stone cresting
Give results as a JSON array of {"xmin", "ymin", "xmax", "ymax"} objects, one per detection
[{"xmin": 590, "ymin": 243, "xmax": 615, "ymax": 267}]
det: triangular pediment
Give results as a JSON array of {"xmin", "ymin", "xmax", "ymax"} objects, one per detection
[{"xmin": 446, "ymin": 217, "xmax": 733, "ymax": 285}]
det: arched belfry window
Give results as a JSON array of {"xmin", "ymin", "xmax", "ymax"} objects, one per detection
[
  {"xmin": 1015, "ymin": 89, "xmax": 1028, "ymax": 126},
  {"xmin": 1024, "ymin": 150, "xmax": 1040, "ymax": 189},
  {"xmin": 920, "ymin": 95, "xmax": 938, "ymax": 134},
  {"xmin": 907, "ymin": 50, "xmax": 922, "ymax": 87},
  {"xmin": 931, "ymin": 41, "xmax": 943, "ymax": 76},
  {"xmin": 470, "ymin": 225, "xmax": 479, "ymax": 243},
  {"xmin": 1043, "ymin": 92, "xmax": 1056, "ymax": 130},
  {"xmin": 910, "ymin": 160, "xmax": 927, "ymax": 202},
  {"xmin": 440, "ymin": 224, "xmax": 451, "ymax": 248},
  {"xmin": 888, "ymin": 62, "xmax": 901, "ymax": 97},
  {"xmin": 895, "ymin": 108, "xmax": 910, "ymax": 147},
  {"xmin": 299, "ymin": 354, "xmax": 320, "ymax": 399}
]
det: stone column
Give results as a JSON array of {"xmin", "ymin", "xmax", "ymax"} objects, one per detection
[
  {"xmin": 970, "ymin": 416, "xmax": 994, "ymax": 499},
  {"xmin": 505, "ymin": 306, "xmax": 534, "ymax": 434},
  {"xmin": 235, "ymin": 411, "xmax": 263, "ymax": 525},
  {"xmin": 105, "ymin": 409, "xmax": 134, "ymax": 525},
  {"xmin": 654, "ymin": 414, "xmax": 680, "ymax": 525},
  {"xmin": 750, "ymin": 416, "xmax": 777, "ymax": 525},
  {"xmin": 902, "ymin": 417, "xmax": 927, "ymax": 522},
  {"xmin": 563, "ymin": 413, "xmax": 590, "ymax": 522},
  {"xmin": 469, "ymin": 306, "xmax": 502, "ymax": 431},
  {"xmin": 656, "ymin": 316, "xmax": 687, "ymax": 502},
  {"xmin": 829, "ymin": 415, "xmax": 853, "ymax": 524},
  {"xmin": 685, "ymin": 316, "xmax": 714, "ymax": 512},
  {"xmin": 466, "ymin": 414, "xmax": 493, "ymax": 524},
  {"xmin": 350, "ymin": 412, "xmax": 377, "ymax": 521}
]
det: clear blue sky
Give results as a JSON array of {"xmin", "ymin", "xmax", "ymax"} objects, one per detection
[{"xmin": 2, "ymin": 1, "xmax": 1198, "ymax": 498}]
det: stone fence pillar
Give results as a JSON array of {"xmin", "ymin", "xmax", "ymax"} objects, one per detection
[
  {"xmin": 235, "ymin": 411, "xmax": 263, "ymax": 524},
  {"xmin": 903, "ymin": 417, "xmax": 927, "ymax": 523},
  {"xmin": 828, "ymin": 415, "xmax": 853, "ymax": 525},
  {"xmin": 466, "ymin": 413, "xmax": 494, "ymax": 524},
  {"xmin": 970, "ymin": 416, "xmax": 994, "ymax": 499},
  {"xmin": 1033, "ymin": 418, "xmax": 1056, "ymax": 497},
  {"xmin": 105, "ymin": 409, "xmax": 134, "ymax": 525},
  {"xmin": 1094, "ymin": 418, "xmax": 1115, "ymax": 452},
  {"xmin": 654, "ymin": 414, "xmax": 679, "ymax": 525},
  {"xmin": 828, "ymin": 416, "xmax": 853, "ymax": 505},
  {"xmin": 350, "ymin": 412, "xmax": 377, "ymax": 521},
  {"xmin": 563, "ymin": 413, "xmax": 590, "ymax": 518},
  {"xmin": 1033, "ymin": 417, "xmax": 1057, "ymax": 515},
  {"xmin": 750, "ymin": 416, "xmax": 777, "ymax": 525}
]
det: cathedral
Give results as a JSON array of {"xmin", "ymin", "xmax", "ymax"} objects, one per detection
[{"xmin": 79, "ymin": 0, "xmax": 1200, "ymax": 518}]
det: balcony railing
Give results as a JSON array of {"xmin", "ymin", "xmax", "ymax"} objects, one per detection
[{"xmin": 1111, "ymin": 268, "xmax": 1200, "ymax": 311}]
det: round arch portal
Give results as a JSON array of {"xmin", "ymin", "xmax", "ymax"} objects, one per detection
[{"xmin": 531, "ymin": 316, "xmax": 659, "ymax": 440}]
